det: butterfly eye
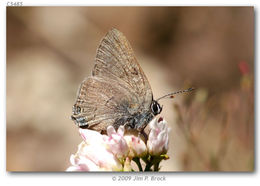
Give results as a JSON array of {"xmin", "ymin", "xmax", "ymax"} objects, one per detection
[{"xmin": 151, "ymin": 101, "xmax": 162, "ymax": 115}]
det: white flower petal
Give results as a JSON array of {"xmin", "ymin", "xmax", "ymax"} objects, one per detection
[
  {"xmin": 124, "ymin": 135, "xmax": 147, "ymax": 158},
  {"xmin": 117, "ymin": 126, "xmax": 125, "ymax": 136},
  {"xmin": 77, "ymin": 156, "xmax": 100, "ymax": 171},
  {"xmin": 105, "ymin": 126, "xmax": 129, "ymax": 159},
  {"xmin": 66, "ymin": 165, "xmax": 82, "ymax": 171},
  {"xmin": 80, "ymin": 144, "xmax": 122, "ymax": 171},
  {"xmin": 147, "ymin": 118, "xmax": 170, "ymax": 156},
  {"xmin": 107, "ymin": 126, "xmax": 116, "ymax": 136},
  {"xmin": 79, "ymin": 128, "xmax": 104, "ymax": 145},
  {"xmin": 149, "ymin": 118, "xmax": 158, "ymax": 129},
  {"xmin": 69, "ymin": 154, "xmax": 76, "ymax": 165}
]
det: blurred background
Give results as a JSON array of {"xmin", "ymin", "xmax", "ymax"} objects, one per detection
[{"xmin": 6, "ymin": 7, "xmax": 254, "ymax": 171}]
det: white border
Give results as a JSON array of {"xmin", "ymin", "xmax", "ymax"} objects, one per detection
[
  {"xmin": 1, "ymin": 1, "xmax": 259, "ymax": 186},
  {"xmin": 1, "ymin": 0, "xmax": 257, "ymax": 6}
]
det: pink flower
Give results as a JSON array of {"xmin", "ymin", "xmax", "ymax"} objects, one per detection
[
  {"xmin": 78, "ymin": 142, "xmax": 122, "ymax": 171},
  {"xmin": 66, "ymin": 154, "xmax": 100, "ymax": 171},
  {"xmin": 68, "ymin": 131, "xmax": 123, "ymax": 171},
  {"xmin": 147, "ymin": 117, "xmax": 170, "ymax": 156},
  {"xmin": 79, "ymin": 128, "xmax": 104, "ymax": 145},
  {"xmin": 124, "ymin": 135, "xmax": 147, "ymax": 158},
  {"xmin": 104, "ymin": 126, "xmax": 129, "ymax": 159},
  {"xmin": 67, "ymin": 118, "xmax": 171, "ymax": 171},
  {"xmin": 238, "ymin": 61, "xmax": 250, "ymax": 75}
]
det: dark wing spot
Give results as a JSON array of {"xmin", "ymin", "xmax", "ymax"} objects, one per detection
[
  {"xmin": 71, "ymin": 115, "xmax": 88, "ymax": 128},
  {"xmin": 131, "ymin": 67, "xmax": 139, "ymax": 75},
  {"xmin": 72, "ymin": 105, "xmax": 81, "ymax": 115}
]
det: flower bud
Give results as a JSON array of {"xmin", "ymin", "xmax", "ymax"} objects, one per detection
[
  {"xmin": 124, "ymin": 135, "xmax": 147, "ymax": 158},
  {"xmin": 104, "ymin": 126, "xmax": 129, "ymax": 159},
  {"xmin": 147, "ymin": 117, "xmax": 170, "ymax": 156}
]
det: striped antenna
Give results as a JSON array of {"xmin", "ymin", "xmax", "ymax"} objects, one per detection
[{"xmin": 156, "ymin": 87, "xmax": 195, "ymax": 102}]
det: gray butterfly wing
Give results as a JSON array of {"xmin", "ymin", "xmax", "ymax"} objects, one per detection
[
  {"xmin": 72, "ymin": 76, "xmax": 141, "ymax": 131},
  {"xmin": 92, "ymin": 29, "xmax": 153, "ymax": 108},
  {"xmin": 72, "ymin": 29, "xmax": 153, "ymax": 131}
]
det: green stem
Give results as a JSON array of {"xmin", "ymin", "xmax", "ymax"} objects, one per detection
[
  {"xmin": 133, "ymin": 157, "xmax": 143, "ymax": 171},
  {"xmin": 153, "ymin": 162, "xmax": 160, "ymax": 171},
  {"xmin": 144, "ymin": 156, "xmax": 153, "ymax": 171},
  {"xmin": 144, "ymin": 164, "xmax": 152, "ymax": 171}
]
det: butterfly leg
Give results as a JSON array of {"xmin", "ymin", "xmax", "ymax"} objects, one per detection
[{"xmin": 137, "ymin": 129, "xmax": 148, "ymax": 142}]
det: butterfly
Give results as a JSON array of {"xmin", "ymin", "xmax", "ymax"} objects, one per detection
[{"xmin": 71, "ymin": 28, "xmax": 193, "ymax": 132}]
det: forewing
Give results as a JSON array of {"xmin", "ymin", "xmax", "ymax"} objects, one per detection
[
  {"xmin": 92, "ymin": 28, "xmax": 153, "ymax": 108},
  {"xmin": 72, "ymin": 76, "xmax": 135, "ymax": 131}
]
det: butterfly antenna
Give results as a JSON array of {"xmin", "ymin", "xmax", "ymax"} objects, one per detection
[{"xmin": 156, "ymin": 87, "xmax": 195, "ymax": 102}]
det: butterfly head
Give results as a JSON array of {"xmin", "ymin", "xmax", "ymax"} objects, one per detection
[{"xmin": 150, "ymin": 100, "xmax": 162, "ymax": 116}]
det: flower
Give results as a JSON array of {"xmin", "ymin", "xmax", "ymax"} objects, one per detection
[
  {"xmin": 67, "ymin": 117, "xmax": 170, "ymax": 171},
  {"xmin": 66, "ymin": 154, "xmax": 100, "ymax": 171},
  {"xmin": 104, "ymin": 126, "xmax": 129, "ymax": 159},
  {"xmin": 68, "ymin": 131, "xmax": 123, "ymax": 171},
  {"xmin": 79, "ymin": 128, "xmax": 104, "ymax": 145},
  {"xmin": 147, "ymin": 117, "xmax": 170, "ymax": 156},
  {"xmin": 238, "ymin": 61, "xmax": 250, "ymax": 76},
  {"xmin": 124, "ymin": 135, "xmax": 147, "ymax": 158},
  {"xmin": 78, "ymin": 141, "xmax": 122, "ymax": 171}
]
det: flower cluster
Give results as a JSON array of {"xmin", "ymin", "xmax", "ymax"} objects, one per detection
[{"xmin": 67, "ymin": 117, "xmax": 170, "ymax": 171}]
